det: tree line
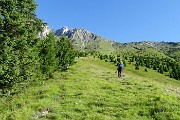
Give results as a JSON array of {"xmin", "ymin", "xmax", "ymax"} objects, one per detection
[
  {"xmin": 0, "ymin": 0, "xmax": 75, "ymax": 89},
  {"xmin": 77, "ymin": 51, "xmax": 180, "ymax": 80},
  {"xmin": 130, "ymin": 55, "xmax": 180, "ymax": 80}
]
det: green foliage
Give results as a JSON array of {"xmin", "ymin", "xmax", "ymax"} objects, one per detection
[
  {"xmin": 0, "ymin": 1, "xmax": 76, "ymax": 89},
  {"xmin": 117, "ymin": 57, "xmax": 121, "ymax": 63},
  {"xmin": 170, "ymin": 64, "xmax": 180, "ymax": 80},
  {"xmin": 99, "ymin": 54, "xmax": 103, "ymax": 60},
  {"xmin": 56, "ymin": 36, "xmax": 75, "ymax": 70},
  {"xmin": 119, "ymin": 52, "xmax": 180, "ymax": 80},
  {"xmin": 38, "ymin": 32, "xmax": 57, "ymax": 78},
  {"xmin": 76, "ymin": 51, "xmax": 88, "ymax": 57},
  {"xmin": 158, "ymin": 65, "xmax": 164, "ymax": 74},
  {"xmin": 135, "ymin": 65, "xmax": 140, "ymax": 70},
  {"xmin": 0, "ymin": 0, "xmax": 43, "ymax": 87},
  {"xmin": 153, "ymin": 65, "xmax": 157, "ymax": 70},
  {"xmin": 0, "ymin": 57, "xmax": 179, "ymax": 119},
  {"xmin": 109, "ymin": 55, "xmax": 115, "ymax": 62},
  {"xmin": 91, "ymin": 51, "xmax": 180, "ymax": 80}
]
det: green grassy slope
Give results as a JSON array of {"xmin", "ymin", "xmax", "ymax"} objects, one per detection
[
  {"xmin": 0, "ymin": 57, "xmax": 180, "ymax": 120},
  {"xmin": 70, "ymin": 37, "xmax": 115, "ymax": 54}
]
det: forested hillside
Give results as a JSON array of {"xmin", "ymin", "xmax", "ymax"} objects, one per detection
[
  {"xmin": 55, "ymin": 26, "xmax": 180, "ymax": 62},
  {"xmin": 0, "ymin": 1, "xmax": 75, "ymax": 89},
  {"xmin": 0, "ymin": 0, "xmax": 180, "ymax": 120}
]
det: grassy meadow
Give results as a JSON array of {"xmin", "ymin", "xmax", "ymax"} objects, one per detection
[{"xmin": 0, "ymin": 57, "xmax": 180, "ymax": 120}]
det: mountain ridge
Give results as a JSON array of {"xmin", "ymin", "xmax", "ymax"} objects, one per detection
[
  {"xmin": 54, "ymin": 26, "xmax": 180, "ymax": 61},
  {"xmin": 55, "ymin": 26, "xmax": 115, "ymax": 53},
  {"xmin": 54, "ymin": 26, "xmax": 180, "ymax": 46}
]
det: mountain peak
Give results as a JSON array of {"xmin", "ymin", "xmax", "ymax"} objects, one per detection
[
  {"xmin": 54, "ymin": 26, "xmax": 115, "ymax": 52},
  {"xmin": 55, "ymin": 26, "xmax": 69, "ymax": 36},
  {"xmin": 55, "ymin": 26, "xmax": 99, "ymax": 40},
  {"xmin": 62, "ymin": 26, "xmax": 69, "ymax": 31}
]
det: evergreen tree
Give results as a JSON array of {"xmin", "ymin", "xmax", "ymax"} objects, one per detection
[
  {"xmin": 163, "ymin": 65, "xmax": 168, "ymax": 72},
  {"xmin": 171, "ymin": 64, "xmax": 179, "ymax": 80},
  {"xmin": 139, "ymin": 57, "xmax": 144, "ymax": 66},
  {"xmin": 0, "ymin": 0, "xmax": 43, "ymax": 87},
  {"xmin": 39, "ymin": 32, "xmax": 57, "ymax": 78},
  {"xmin": 56, "ymin": 36, "xmax": 75, "ymax": 70},
  {"xmin": 158, "ymin": 65, "xmax": 164, "ymax": 74},
  {"xmin": 109, "ymin": 55, "xmax": 114, "ymax": 62},
  {"xmin": 153, "ymin": 65, "xmax": 157, "ymax": 70},
  {"xmin": 169, "ymin": 70, "xmax": 174, "ymax": 78},
  {"xmin": 114, "ymin": 60, "xmax": 117, "ymax": 64},
  {"xmin": 117, "ymin": 57, "xmax": 121, "ymax": 63},
  {"xmin": 99, "ymin": 54, "xmax": 103, "ymax": 60},
  {"xmin": 104, "ymin": 54, "xmax": 108, "ymax": 59},
  {"xmin": 145, "ymin": 59, "xmax": 150, "ymax": 68},
  {"xmin": 135, "ymin": 61, "xmax": 139, "ymax": 70}
]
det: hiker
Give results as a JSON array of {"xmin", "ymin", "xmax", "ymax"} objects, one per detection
[{"xmin": 117, "ymin": 61, "xmax": 124, "ymax": 78}]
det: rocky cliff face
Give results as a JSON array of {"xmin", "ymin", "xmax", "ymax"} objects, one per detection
[
  {"xmin": 54, "ymin": 26, "xmax": 180, "ymax": 60},
  {"xmin": 38, "ymin": 25, "xmax": 51, "ymax": 37},
  {"xmin": 55, "ymin": 26, "xmax": 114, "ymax": 52},
  {"xmin": 55, "ymin": 26, "xmax": 101, "ymax": 41}
]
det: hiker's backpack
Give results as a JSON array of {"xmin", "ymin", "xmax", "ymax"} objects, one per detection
[{"xmin": 119, "ymin": 64, "xmax": 123, "ymax": 69}]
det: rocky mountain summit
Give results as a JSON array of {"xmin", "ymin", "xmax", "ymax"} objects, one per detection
[
  {"xmin": 55, "ymin": 26, "xmax": 114, "ymax": 52},
  {"xmin": 54, "ymin": 26, "xmax": 179, "ymax": 60},
  {"xmin": 55, "ymin": 26, "xmax": 104, "ymax": 41}
]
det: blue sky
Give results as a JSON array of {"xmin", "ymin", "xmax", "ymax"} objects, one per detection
[{"xmin": 36, "ymin": 0, "xmax": 180, "ymax": 43}]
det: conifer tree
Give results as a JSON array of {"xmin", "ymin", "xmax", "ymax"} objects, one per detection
[
  {"xmin": 163, "ymin": 65, "xmax": 168, "ymax": 72},
  {"xmin": 153, "ymin": 65, "xmax": 157, "ymax": 70},
  {"xmin": 158, "ymin": 65, "xmax": 164, "ymax": 74},
  {"xmin": 99, "ymin": 54, "xmax": 103, "ymax": 60},
  {"xmin": 39, "ymin": 32, "xmax": 57, "ymax": 78},
  {"xmin": 117, "ymin": 58, "xmax": 121, "ymax": 63},
  {"xmin": 0, "ymin": 0, "xmax": 43, "ymax": 87},
  {"xmin": 56, "ymin": 36, "xmax": 75, "ymax": 70}
]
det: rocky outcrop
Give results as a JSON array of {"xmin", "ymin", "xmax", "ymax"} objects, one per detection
[
  {"xmin": 55, "ymin": 26, "xmax": 109, "ymax": 49},
  {"xmin": 38, "ymin": 25, "xmax": 51, "ymax": 37},
  {"xmin": 55, "ymin": 26, "xmax": 69, "ymax": 36},
  {"xmin": 55, "ymin": 26, "xmax": 101, "ymax": 41},
  {"xmin": 54, "ymin": 26, "xmax": 180, "ymax": 59}
]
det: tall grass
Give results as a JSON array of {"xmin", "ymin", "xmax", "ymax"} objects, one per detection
[{"xmin": 0, "ymin": 57, "xmax": 179, "ymax": 120}]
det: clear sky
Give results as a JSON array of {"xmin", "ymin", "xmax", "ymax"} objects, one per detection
[{"xmin": 35, "ymin": 0, "xmax": 180, "ymax": 43}]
